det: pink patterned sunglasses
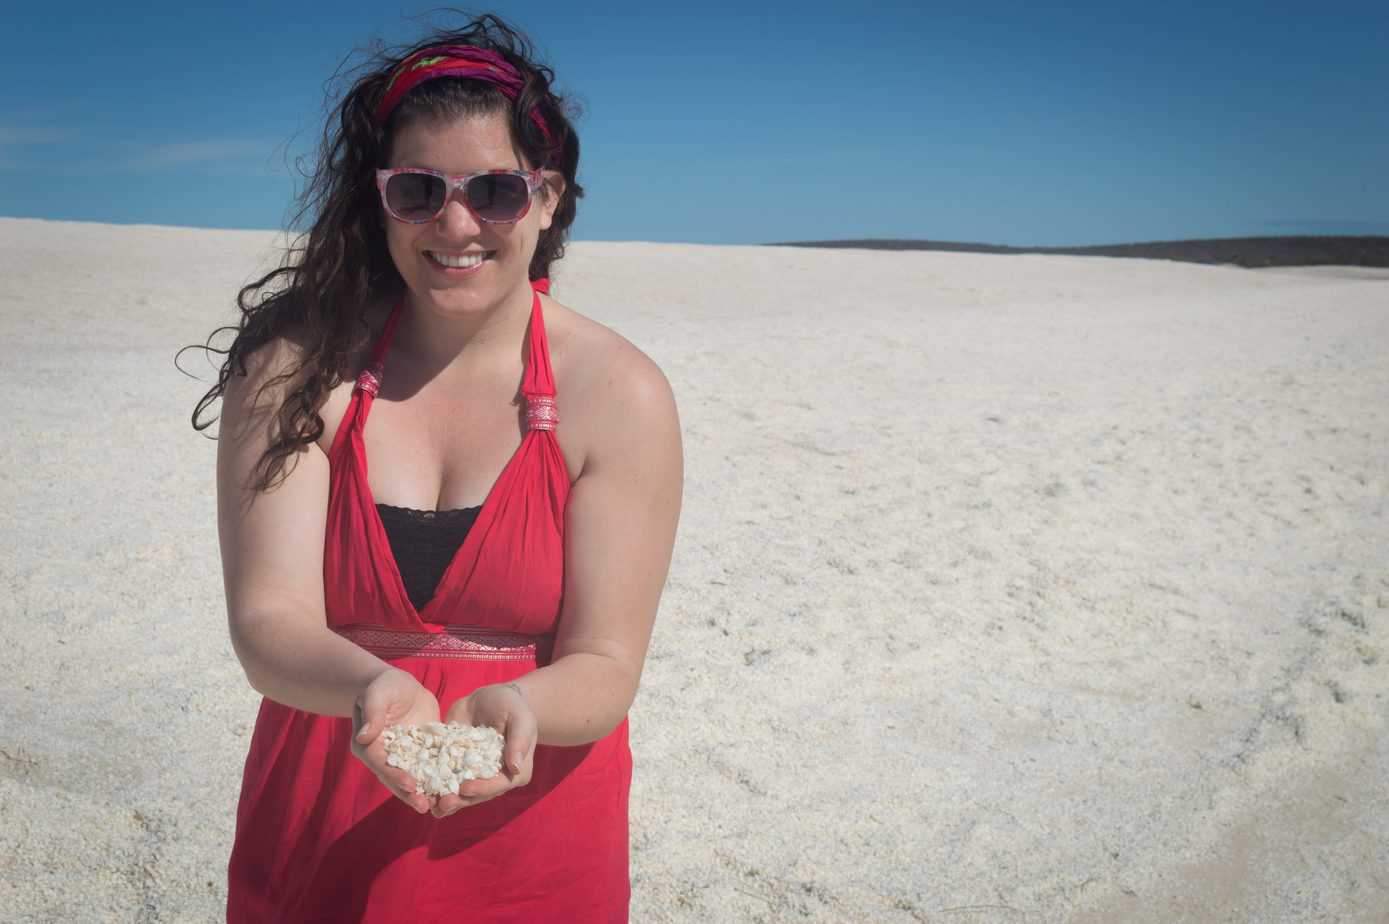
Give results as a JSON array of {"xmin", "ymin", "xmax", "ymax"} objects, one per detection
[{"xmin": 375, "ymin": 167, "xmax": 546, "ymax": 224}]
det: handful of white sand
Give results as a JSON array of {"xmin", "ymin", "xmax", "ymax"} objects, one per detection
[{"xmin": 381, "ymin": 721, "xmax": 505, "ymax": 797}]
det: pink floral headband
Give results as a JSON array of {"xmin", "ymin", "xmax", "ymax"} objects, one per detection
[{"xmin": 375, "ymin": 45, "xmax": 557, "ymax": 160}]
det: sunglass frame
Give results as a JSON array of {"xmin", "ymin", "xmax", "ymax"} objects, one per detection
[{"xmin": 374, "ymin": 167, "xmax": 546, "ymax": 224}]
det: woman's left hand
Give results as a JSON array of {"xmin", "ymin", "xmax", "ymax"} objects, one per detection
[{"xmin": 431, "ymin": 681, "xmax": 537, "ymax": 818}]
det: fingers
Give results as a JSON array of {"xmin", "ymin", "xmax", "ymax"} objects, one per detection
[
  {"xmin": 360, "ymin": 757, "xmax": 428, "ymax": 814},
  {"xmin": 459, "ymin": 775, "xmax": 512, "ymax": 801},
  {"xmin": 381, "ymin": 770, "xmax": 432, "ymax": 814},
  {"xmin": 351, "ymin": 669, "xmax": 456, "ymax": 816},
  {"xmin": 431, "ymin": 793, "xmax": 462, "ymax": 817},
  {"xmin": 354, "ymin": 669, "xmax": 406, "ymax": 747},
  {"xmin": 432, "ymin": 776, "xmax": 510, "ymax": 817},
  {"xmin": 395, "ymin": 788, "xmax": 431, "ymax": 814},
  {"xmin": 350, "ymin": 722, "xmax": 432, "ymax": 814},
  {"xmin": 435, "ymin": 730, "xmax": 532, "ymax": 817},
  {"xmin": 371, "ymin": 734, "xmax": 432, "ymax": 810},
  {"xmin": 353, "ymin": 700, "xmax": 376, "ymax": 747},
  {"xmin": 429, "ymin": 789, "xmax": 492, "ymax": 817},
  {"xmin": 419, "ymin": 683, "xmax": 538, "ymax": 818}
]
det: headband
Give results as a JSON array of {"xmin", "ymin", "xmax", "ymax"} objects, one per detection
[{"xmin": 374, "ymin": 45, "xmax": 557, "ymax": 160}]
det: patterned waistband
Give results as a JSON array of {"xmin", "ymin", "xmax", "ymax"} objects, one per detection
[{"xmin": 334, "ymin": 624, "xmax": 551, "ymax": 662}]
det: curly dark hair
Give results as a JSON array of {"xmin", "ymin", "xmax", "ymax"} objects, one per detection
[{"xmin": 180, "ymin": 11, "xmax": 583, "ymax": 492}]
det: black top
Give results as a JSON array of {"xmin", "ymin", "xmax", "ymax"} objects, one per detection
[{"xmin": 375, "ymin": 504, "xmax": 481, "ymax": 612}]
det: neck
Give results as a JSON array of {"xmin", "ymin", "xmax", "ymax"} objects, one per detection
[{"xmin": 391, "ymin": 280, "xmax": 535, "ymax": 381}]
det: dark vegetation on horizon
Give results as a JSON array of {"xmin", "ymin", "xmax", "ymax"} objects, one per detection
[{"xmin": 764, "ymin": 236, "xmax": 1389, "ymax": 269}]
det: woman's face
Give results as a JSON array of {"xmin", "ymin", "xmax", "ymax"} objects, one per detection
[{"xmin": 382, "ymin": 110, "xmax": 561, "ymax": 316}]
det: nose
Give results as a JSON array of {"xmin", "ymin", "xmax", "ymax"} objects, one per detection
[{"xmin": 436, "ymin": 186, "xmax": 482, "ymax": 236}]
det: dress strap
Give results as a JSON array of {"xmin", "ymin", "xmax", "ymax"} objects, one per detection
[
  {"xmin": 522, "ymin": 277, "xmax": 558, "ymax": 432},
  {"xmin": 354, "ymin": 296, "xmax": 405, "ymax": 398}
]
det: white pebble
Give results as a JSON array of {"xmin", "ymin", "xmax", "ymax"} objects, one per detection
[{"xmin": 379, "ymin": 722, "xmax": 505, "ymax": 797}]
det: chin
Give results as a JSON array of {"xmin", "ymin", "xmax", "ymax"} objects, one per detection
[
  {"xmin": 398, "ymin": 257, "xmax": 529, "ymax": 310},
  {"xmin": 420, "ymin": 284, "xmax": 491, "ymax": 309}
]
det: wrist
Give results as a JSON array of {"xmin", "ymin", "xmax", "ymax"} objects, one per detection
[
  {"xmin": 468, "ymin": 680, "xmax": 525, "ymax": 707},
  {"xmin": 358, "ymin": 664, "xmax": 406, "ymax": 698}
]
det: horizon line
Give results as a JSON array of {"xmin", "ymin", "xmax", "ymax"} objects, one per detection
[{"xmin": 3, "ymin": 214, "xmax": 1388, "ymax": 254}]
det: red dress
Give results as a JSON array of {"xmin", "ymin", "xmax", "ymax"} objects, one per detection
[{"xmin": 227, "ymin": 279, "xmax": 632, "ymax": 922}]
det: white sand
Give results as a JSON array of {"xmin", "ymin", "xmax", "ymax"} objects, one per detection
[{"xmin": 1, "ymin": 216, "xmax": 1386, "ymax": 922}]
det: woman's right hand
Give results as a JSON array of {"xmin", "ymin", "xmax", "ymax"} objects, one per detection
[{"xmin": 350, "ymin": 667, "xmax": 440, "ymax": 815}]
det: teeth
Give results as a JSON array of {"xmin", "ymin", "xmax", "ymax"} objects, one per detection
[{"xmin": 428, "ymin": 251, "xmax": 489, "ymax": 269}]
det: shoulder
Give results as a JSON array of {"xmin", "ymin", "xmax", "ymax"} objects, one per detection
[
  {"xmin": 223, "ymin": 326, "xmax": 313, "ymax": 421},
  {"xmin": 541, "ymin": 294, "xmax": 681, "ymax": 479},
  {"xmin": 223, "ymin": 300, "xmax": 381, "ymax": 454}
]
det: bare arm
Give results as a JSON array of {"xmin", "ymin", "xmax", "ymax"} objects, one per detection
[
  {"xmin": 511, "ymin": 340, "xmax": 684, "ymax": 746},
  {"xmin": 217, "ymin": 335, "xmax": 394, "ymax": 718}
]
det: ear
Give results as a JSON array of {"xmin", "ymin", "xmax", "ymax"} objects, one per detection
[{"xmin": 537, "ymin": 170, "xmax": 566, "ymax": 232}]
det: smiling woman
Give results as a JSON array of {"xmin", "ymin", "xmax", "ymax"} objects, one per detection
[
  {"xmin": 182, "ymin": 12, "xmax": 682, "ymax": 923},
  {"xmin": 380, "ymin": 112, "xmax": 558, "ymax": 327}
]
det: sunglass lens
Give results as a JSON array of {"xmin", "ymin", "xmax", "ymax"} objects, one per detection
[
  {"xmin": 467, "ymin": 174, "xmax": 531, "ymax": 222},
  {"xmin": 385, "ymin": 173, "xmax": 446, "ymax": 221}
]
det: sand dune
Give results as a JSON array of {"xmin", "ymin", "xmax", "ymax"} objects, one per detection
[{"xmin": 1, "ymin": 217, "xmax": 1385, "ymax": 922}]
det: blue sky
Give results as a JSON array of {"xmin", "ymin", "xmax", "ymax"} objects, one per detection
[{"xmin": 2, "ymin": 1, "xmax": 1386, "ymax": 246}]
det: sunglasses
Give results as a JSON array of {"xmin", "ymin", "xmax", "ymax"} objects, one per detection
[{"xmin": 375, "ymin": 167, "xmax": 546, "ymax": 224}]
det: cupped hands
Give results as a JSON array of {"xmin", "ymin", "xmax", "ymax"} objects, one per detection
[
  {"xmin": 431, "ymin": 682, "xmax": 537, "ymax": 818},
  {"xmin": 351, "ymin": 670, "xmax": 537, "ymax": 819}
]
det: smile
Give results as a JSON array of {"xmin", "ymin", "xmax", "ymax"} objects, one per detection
[{"xmin": 425, "ymin": 250, "xmax": 495, "ymax": 270}]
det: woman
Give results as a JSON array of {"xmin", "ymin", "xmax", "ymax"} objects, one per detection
[{"xmin": 194, "ymin": 13, "xmax": 682, "ymax": 922}]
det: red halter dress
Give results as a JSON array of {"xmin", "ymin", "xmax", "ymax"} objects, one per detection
[{"xmin": 227, "ymin": 279, "xmax": 632, "ymax": 923}]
